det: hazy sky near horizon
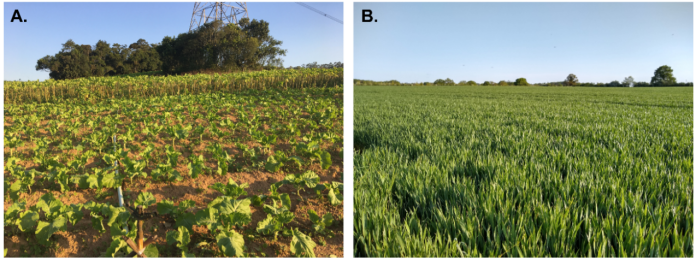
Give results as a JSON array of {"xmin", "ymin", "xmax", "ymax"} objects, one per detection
[
  {"xmin": 355, "ymin": 2, "xmax": 693, "ymax": 84},
  {"xmin": 4, "ymin": 2, "xmax": 343, "ymax": 81}
]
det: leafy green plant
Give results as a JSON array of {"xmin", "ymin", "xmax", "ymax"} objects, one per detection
[
  {"xmin": 10, "ymin": 193, "xmax": 85, "ymax": 246},
  {"xmin": 307, "ymin": 209, "xmax": 333, "ymax": 234},
  {"xmin": 281, "ymin": 171, "xmax": 320, "ymax": 198},
  {"xmin": 207, "ymin": 197, "xmax": 252, "ymax": 229},
  {"xmin": 210, "ymin": 178, "xmax": 249, "ymax": 199},
  {"xmin": 290, "ymin": 228, "xmax": 316, "ymax": 257},
  {"xmin": 187, "ymin": 154, "xmax": 209, "ymax": 179},
  {"xmin": 166, "ymin": 124, "xmax": 192, "ymax": 149},
  {"xmin": 257, "ymin": 200, "xmax": 295, "ymax": 236},
  {"xmin": 164, "ymin": 145, "xmax": 182, "ymax": 168},
  {"xmin": 192, "ymin": 125, "xmax": 206, "ymax": 143},
  {"xmin": 319, "ymin": 151, "xmax": 332, "ymax": 170},
  {"xmin": 2, "ymin": 180, "xmax": 10, "ymax": 200},
  {"xmin": 118, "ymin": 127, "xmax": 137, "ymax": 150},
  {"xmin": 216, "ymin": 230, "xmax": 245, "ymax": 257},
  {"xmin": 138, "ymin": 142, "xmax": 156, "ymax": 165},
  {"xmin": 208, "ymin": 143, "xmax": 234, "ymax": 175},
  {"xmin": 157, "ymin": 200, "xmax": 196, "ymax": 231},
  {"xmin": 265, "ymin": 155, "xmax": 283, "ymax": 173},
  {"xmin": 85, "ymin": 131, "xmax": 108, "ymax": 153},
  {"xmin": 7, "ymin": 160, "xmax": 37, "ymax": 202},
  {"xmin": 260, "ymin": 134, "xmax": 278, "ymax": 148},
  {"xmin": 265, "ymin": 151, "xmax": 303, "ymax": 173},
  {"xmin": 323, "ymin": 182, "xmax": 343, "ymax": 206},
  {"xmin": 121, "ymin": 157, "xmax": 148, "ymax": 181},
  {"xmin": 5, "ymin": 133, "xmax": 24, "ymax": 157},
  {"xmin": 151, "ymin": 163, "xmax": 183, "ymax": 183},
  {"xmin": 295, "ymin": 141, "xmax": 320, "ymax": 159},
  {"xmin": 166, "ymin": 225, "xmax": 195, "ymax": 257}
]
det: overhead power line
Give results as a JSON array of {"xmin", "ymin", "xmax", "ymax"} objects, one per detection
[{"xmin": 296, "ymin": 2, "xmax": 343, "ymax": 24}]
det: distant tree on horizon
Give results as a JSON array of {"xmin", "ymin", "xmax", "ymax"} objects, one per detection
[
  {"xmin": 623, "ymin": 76, "xmax": 635, "ymax": 87},
  {"xmin": 650, "ymin": 65, "xmax": 677, "ymax": 86},
  {"xmin": 564, "ymin": 74, "xmax": 578, "ymax": 86},
  {"xmin": 514, "ymin": 78, "xmax": 529, "ymax": 86},
  {"xmin": 607, "ymin": 80, "xmax": 621, "ymax": 87}
]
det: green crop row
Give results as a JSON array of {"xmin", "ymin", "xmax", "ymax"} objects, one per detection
[
  {"xmin": 4, "ymin": 175, "xmax": 343, "ymax": 257},
  {"xmin": 5, "ymin": 87, "xmax": 342, "ymax": 192},
  {"xmin": 354, "ymin": 86, "xmax": 692, "ymax": 257},
  {"xmin": 4, "ymin": 68, "xmax": 342, "ymax": 104}
]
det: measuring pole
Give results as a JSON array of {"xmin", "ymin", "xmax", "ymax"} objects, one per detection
[{"xmin": 111, "ymin": 107, "xmax": 128, "ymax": 232}]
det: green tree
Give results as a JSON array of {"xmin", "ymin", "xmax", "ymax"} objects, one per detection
[
  {"xmin": 498, "ymin": 80, "xmax": 508, "ymax": 86},
  {"xmin": 466, "ymin": 80, "xmax": 477, "ymax": 86},
  {"xmin": 225, "ymin": 25, "xmax": 261, "ymax": 72},
  {"xmin": 564, "ymin": 74, "xmax": 578, "ymax": 86},
  {"xmin": 157, "ymin": 20, "xmax": 265, "ymax": 74},
  {"xmin": 56, "ymin": 40, "xmax": 91, "ymax": 79},
  {"xmin": 514, "ymin": 78, "xmax": 529, "ymax": 86},
  {"xmin": 156, "ymin": 36, "xmax": 179, "ymax": 74},
  {"xmin": 35, "ymin": 55, "xmax": 59, "ymax": 79},
  {"xmin": 239, "ymin": 18, "xmax": 287, "ymax": 69},
  {"xmin": 650, "ymin": 65, "xmax": 677, "ymax": 86},
  {"xmin": 89, "ymin": 40, "xmax": 113, "ymax": 76},
  {"xmin": 126, "ymin": 39, "xmax": 161, "ymax": 73},
  {"xmin": 106, "ymin": 43, "xmax": 132, "ymax": 76},
  {"xmin": 35, "ymin": 39, "xmax": 92, "ymax": 80},
  {"xmin": 634, "ymin": 81, "xmax": 650, "ymax": 87}
]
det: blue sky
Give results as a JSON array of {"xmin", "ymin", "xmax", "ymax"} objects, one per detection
[
  {"xmin": 4, "ymin": 2, "xmax": 343, "ymax": 81},
  {"xmin": 354, "ymin": 2, "xmax": 693, "ymax": 84}
]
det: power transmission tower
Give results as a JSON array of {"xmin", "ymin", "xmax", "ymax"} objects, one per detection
[{"xmin": 189, "ymin": 2, "xmax": 249, "ymax": 32}]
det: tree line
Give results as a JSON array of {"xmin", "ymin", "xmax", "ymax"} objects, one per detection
[
  {"xmin": 36, "ymin": 19, "xmax": 287, "ymax": 80},
  {"xmin": 35, "ymin": 39, "xmax": 161, "ymax": 80},
  {"xmin": 355, "ymin": 65, "xmax": 692, "ymax": 87},
  {"xmin": 356, "ymin": 78, "xmax": 530, "ymax": 87},
  {"xmin": 157, "ymin": 19, "xmax": 285, "ymax": 75}
]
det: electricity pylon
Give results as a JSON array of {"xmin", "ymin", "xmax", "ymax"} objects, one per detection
[{"xmin": 189, "ymin": 2, "xmax": 248, "ymax": 32}]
